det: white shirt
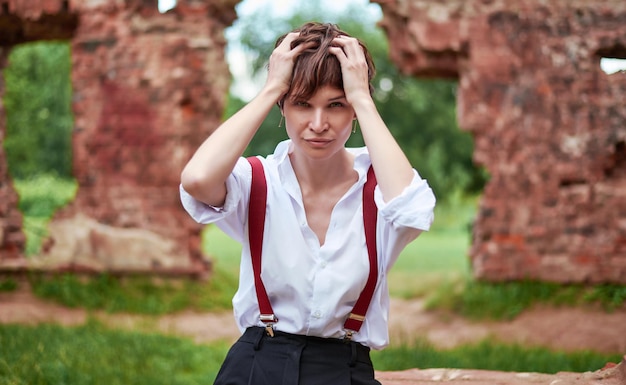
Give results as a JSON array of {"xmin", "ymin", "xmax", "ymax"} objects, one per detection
[{"xmin": 180, "ymin": 140, "xmax": 436, "ymax": 349}]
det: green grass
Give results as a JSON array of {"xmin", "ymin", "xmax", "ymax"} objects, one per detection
[
  {"xmin": 0, "ymin": 322, "xmax": 230, "ymax": 385},
  {"xmin": 0, "ymin": 323, "xmax": 620, "ymax": 385},
  {"xmin": 28, "ymin": 269, "xmax": 237, "ymax": 315},
  {"xmin": 426, "ymin": 279, "xmax": 626, "ymax": 320},
  {"xmin": 389, "ymin": 231, "xmax": 471, "ymax": 298},
  {"xmin": 202, "ymin": 225, "xmax": 243, "ymax": 276},
  {"xmin": 371, "ymin": 338, "xmax": 623, "ymax": 373},
  {"xmin": 12, "ymin": 174, "xmax": 77, "ymax": 256}
]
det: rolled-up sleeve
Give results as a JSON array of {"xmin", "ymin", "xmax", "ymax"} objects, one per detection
[
  {"xmin": 179, "ymin": 176, "xmax": 241, "ymax": 224},
  {"xmin": 374, "ymin": 170, "xmax": 436, "ymax": 231},
  {"xmin": 179, "ymin": 158, "xmax": 252, "ymax": 227}
]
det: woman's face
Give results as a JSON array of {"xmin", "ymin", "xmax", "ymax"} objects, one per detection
[{"xmin": 282, "ymin": 85, "xmax": 355, "ymax": 161}]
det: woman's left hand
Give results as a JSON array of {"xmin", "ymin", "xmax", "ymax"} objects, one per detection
[
  {"xmin": 330, "ymin": 35, "xmax": 415, "ymax": 201},
  {"xmin": 328, "ymin": 36, "xmax": 372, "ymax": 106}
]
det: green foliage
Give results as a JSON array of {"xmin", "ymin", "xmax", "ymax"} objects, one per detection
[
  {"xmin": 226, "ymin": 2, "xmax": 488, "ymax": 201},
  {"xmin": 425, "ymin": 279, "xmax": 626, "ymax": 320},
  {"xmin": 0, "ymin": 323, "xmax": 230, "ymax": 385},
  {"xmin": 372, "ymin": 338, "xmax": 623, "ymax": 373},
  {"xmin": 4, "ymin": 41, "xmax": 77, "ymax": 255},
  {"xmin": 3, "ymin": 41, "xmax": 74, "ymax": 179},
  {"xmin": 0, "ymin": 277, "xmax": 18, "ymax": 292},
  {"xmin": 29, "ymin": 268, "xmax": 237, "ymax": 315},
  {"xmin": 13, "ymin": 174, "xmax": 77, "ymax": 255},
  {"xmin": 584, "ymin": 284, "xmax": 626, "ymax": 311},
  {"xmin": 14, "ymin": 174, "xmax": 77, "ymax": 218}
]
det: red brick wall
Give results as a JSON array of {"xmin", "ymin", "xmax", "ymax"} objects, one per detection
[
  {"xmin": 375, "ymin": 0, "xmax": 626, "ymax": 283},
  {"xmin": 0, "ymin": 0, "xmax": 238, "ymax": 276}
]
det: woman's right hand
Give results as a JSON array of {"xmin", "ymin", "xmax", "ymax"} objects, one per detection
[
  {"xmin": 264, "ymin": 32, "xmax": 312, "ymax": 100},
  {"xmin": 181, "ymin": 33, "xmax": 312, "ymax": 207}
]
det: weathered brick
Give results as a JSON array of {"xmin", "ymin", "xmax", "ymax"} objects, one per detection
[
  {"xmin": 0, "ymin": 0, "xmax": 238, "ymax": 277},
  {"xmin": 375, "ymin": 0, "xmax": 626, "ymax": 284}
]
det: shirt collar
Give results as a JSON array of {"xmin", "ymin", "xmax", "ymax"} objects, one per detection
[{"xmin": 272, "ymin": 139, "xmax": 372, "ymax": 188}]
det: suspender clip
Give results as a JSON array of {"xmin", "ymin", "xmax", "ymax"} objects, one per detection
[
  {"xmin": 347, "ymin": 313, "xmax": 365, "ymax": 322},
  {"xmin": 260, "ymin": 314, "xmax": 278, "ymax": 337},
  {"xmin": 343, "ymin": 313, "xmax": 365, "ymax": 341}
]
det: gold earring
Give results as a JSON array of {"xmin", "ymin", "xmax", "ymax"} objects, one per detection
[
  {"xmin": 352, "ymin": 119, "xmax": 358, "ymax": 134},
  {"xmin": 278, "ymin": 115, "xmax": 284, "ymax": 128}
]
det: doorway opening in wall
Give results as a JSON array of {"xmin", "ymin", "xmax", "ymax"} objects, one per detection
[
  {"xmin": 204, "ymin": 0, "xmax": 488, "ymax": 296},
  {"xmin": 2, "ymin": 41, "xmax": 77, "ymax": 256}
]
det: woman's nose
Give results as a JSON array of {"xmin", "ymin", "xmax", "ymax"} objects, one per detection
[{"xmin": 309, "ymin": 109, "xmax": 328, "ymax": 132}]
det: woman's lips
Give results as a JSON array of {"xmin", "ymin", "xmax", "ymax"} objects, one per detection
[{"xmin": 305, "ymin": 138, "xmax": 333, "ymax": 147}]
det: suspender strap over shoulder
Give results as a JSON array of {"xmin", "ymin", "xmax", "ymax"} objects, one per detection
[
  {"xmin": 247, "ymin": 156, "xmax": 277, "ymax": 336},
  {"xmin": 342, "ymin": 165, "xmax": 378, "ymax": 339},
  {"xmin": 246, "ymin": 157, "xmax": 378, "ymax": 340}
]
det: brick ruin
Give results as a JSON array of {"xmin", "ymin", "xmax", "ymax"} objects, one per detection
[
  {"xmin": 376, "ymin": 0, "xmax": 626, "ymax": 284},
  {"xmin": 0, "ymin": 0, "xmax": 238, "ymax": 276},
  {"xmin": 0, "ymin": 0, "xmax": 624, "ymax": 283}
]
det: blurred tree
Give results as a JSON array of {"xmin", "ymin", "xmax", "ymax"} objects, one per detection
[
  {"xmin": 225, "ymin": 2, "xmax": 487, "ymax": 201},
  {"xmin": 3, "ymin": 41, "xmax": 74, "ymax": 179}
]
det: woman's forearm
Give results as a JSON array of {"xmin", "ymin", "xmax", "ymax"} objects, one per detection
[
  {"xmin": 181, "ymin": 32, "xmax": 310, "ymax": 207},
  {"xmin": 180, "ymin": 85, "xmax": 283, "ymax": 206},
  {"xmin": 353, "ymin": 97, "xmax": 415, "ymax": 202}
]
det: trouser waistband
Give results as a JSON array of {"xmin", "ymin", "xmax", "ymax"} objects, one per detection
[{"xmin": 240, "ymin": 326, "xmax": 372, "ymax": 366}]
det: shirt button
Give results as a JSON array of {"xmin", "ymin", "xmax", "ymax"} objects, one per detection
[
  {"xmin": 313, "ymin": 310, "xmax": 322, "ymax": 318},
  {"xmin": 321, "ymin": 261, "xmax": 327, "ymax": 268}
]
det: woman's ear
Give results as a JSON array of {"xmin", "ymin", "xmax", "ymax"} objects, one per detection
[{"xmin": 277, "ymin": 96, "xmax": 286, "ymax": 111}]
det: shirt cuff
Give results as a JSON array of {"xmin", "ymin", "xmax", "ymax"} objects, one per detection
[
  {"xmin": 179, "ymin": 174, "xmax": 242, "ymax": 224},
  {"xmin": 375, "ymin": 171, "xmax": 436, "ymax": 231}
]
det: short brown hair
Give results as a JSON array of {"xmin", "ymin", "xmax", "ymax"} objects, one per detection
[{"xmin": 275, "ymin": 22, "xmax": 375, "ymax": 108}]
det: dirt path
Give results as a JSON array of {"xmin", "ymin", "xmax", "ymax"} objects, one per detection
[
  {"xmin": 387, "ymin": 298, "xmax": 626, "ymax": 354},
  {"xmin": 1, "ymin": 283, "xmax": 625, "ymax": 355}
]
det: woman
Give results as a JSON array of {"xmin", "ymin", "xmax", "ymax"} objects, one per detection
[{"xmin": 180, "ymin": 22, "xmax": 435, "ymax": 385}]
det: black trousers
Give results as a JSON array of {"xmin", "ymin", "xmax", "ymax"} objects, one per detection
[{"xmin": 213, "ymin": 327, "xmax": 382, "ymax": 385}]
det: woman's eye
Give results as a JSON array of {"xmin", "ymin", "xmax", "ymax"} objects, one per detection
[
  {"xmin": 329, "ymin": 102, "xmax": 344, "ymax": 108},
  {"xmin": 295, "ymin": 101, "xmax": 309, "ymax": 107}
]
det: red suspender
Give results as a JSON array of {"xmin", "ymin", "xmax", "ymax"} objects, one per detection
[
  {"xmin": 247, "ymin": 157, "xmax": 378, "ymax": 340},
  {"xmin": 342, "ymin": 165, "xmax": 378, "ymax": 339},
  {"xmin": 247, "ymin": 156, "xmax": 277, "ymax": 336}
]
